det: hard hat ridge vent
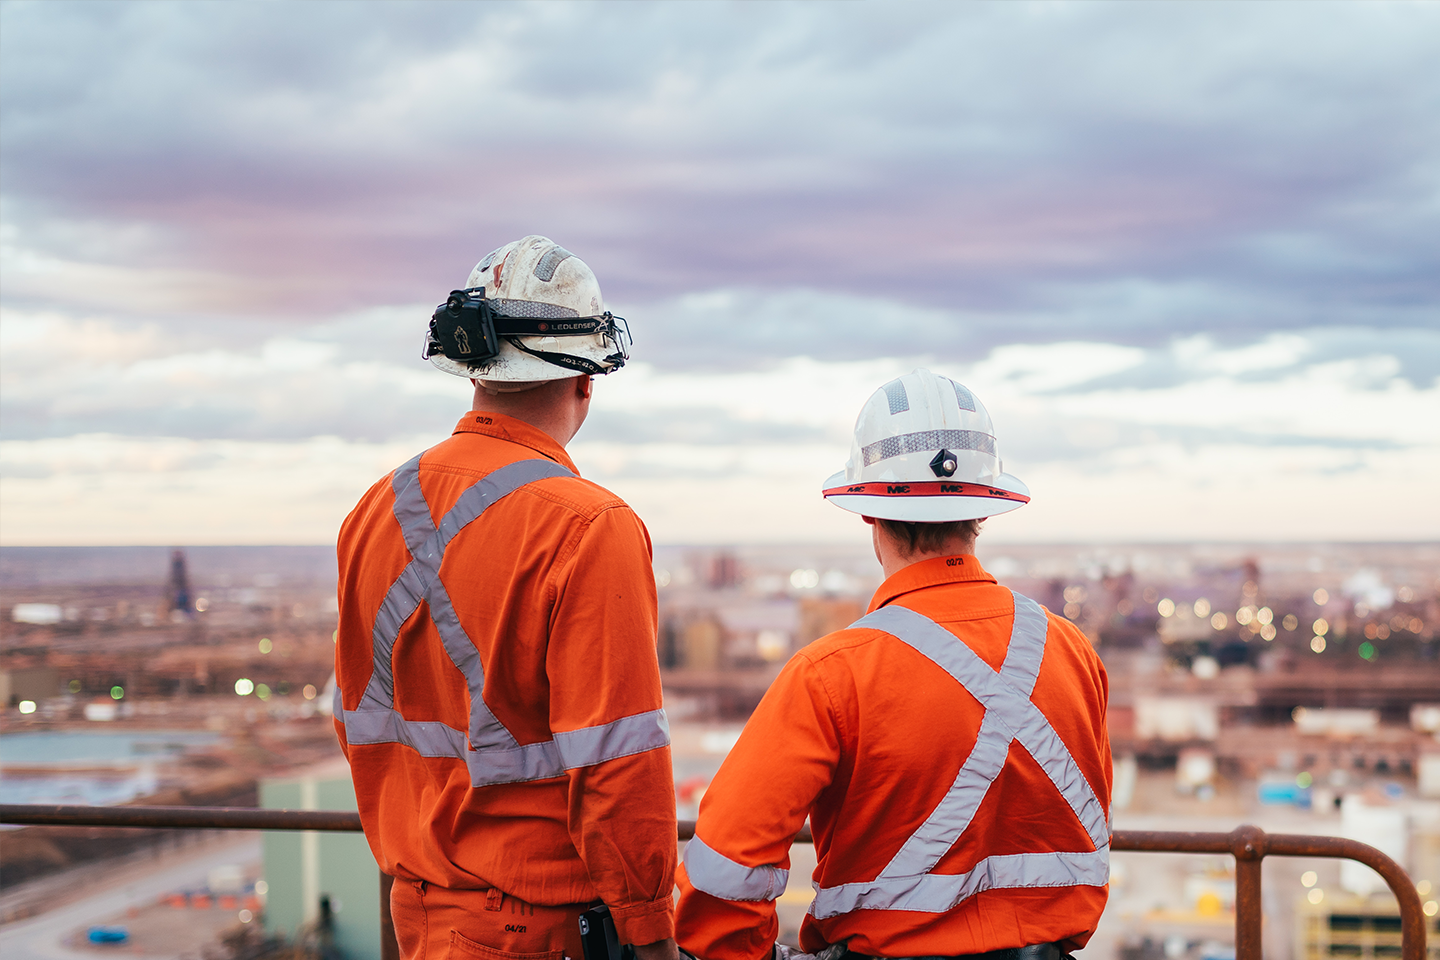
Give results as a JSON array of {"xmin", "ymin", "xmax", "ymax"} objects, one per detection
[
  {"xmin": 533, "ymin": 246, "xmax": 573, "ymax": 282},
  {"xmin": 950, "ymin": 379, "xmax": 976, "ymax": 412},
  {"xmin": 883, "ymin": 379, "xmax": 910, "ymax": 415}
]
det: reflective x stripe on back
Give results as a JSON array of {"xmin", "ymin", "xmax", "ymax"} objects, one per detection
[
  {"xmin": 683, "ymin": 590, "xmax": 1108, "ymax": 913},
  {"xmin": 336, "ymin": 454, "xmax": 671, "ymax": 787}
]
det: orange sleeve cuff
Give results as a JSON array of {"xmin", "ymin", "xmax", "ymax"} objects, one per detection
[{"xmin": 611, "ymin": 895, "xmax": 676, "ymax": 947}]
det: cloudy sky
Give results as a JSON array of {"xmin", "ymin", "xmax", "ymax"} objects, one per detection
[{"xmin": 1, "ymin": 1, "xmax": 1436, "ymax": 546}]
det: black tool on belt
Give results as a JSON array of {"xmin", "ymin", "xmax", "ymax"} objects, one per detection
[{"xmin": 578, "ymin": 904, "xmax": 636, "ymax": 960}]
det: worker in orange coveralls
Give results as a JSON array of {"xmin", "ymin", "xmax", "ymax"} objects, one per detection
[
  {"xmin": 676, "ymin": 369, "xmax": 1111, "ymax": 960},
  {"xmin": 334, "ymin": 236, "xmax": 678, "ymax": 960}
]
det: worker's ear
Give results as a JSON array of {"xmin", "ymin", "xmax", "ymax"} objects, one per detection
[
  {"xmin": 576, "ymin": 376, "xmax": 594, "ymax": 401},
  {"xmin": 862, "ymin": 516, "xmax": 876, "ymax": 526}
]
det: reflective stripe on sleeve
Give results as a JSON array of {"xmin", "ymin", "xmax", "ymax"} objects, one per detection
[
  {"xmin": 340, "ymin": 704, "xmax": 674, "ymax": 786},
  {"xmin": 684, "ymin": 835, "xmax": 790, "ymax": 902},
  {"xmin": 554, "ymin": 708, "xmax": 672, "ymax": 769},
  {"xmin": 338, "ymin": 708, "xmax": 468, "ymax": 758},
  {"xmin": 464, "ymin": 708, "xmax": 673, "ymax": 787},
  {"xmin": 337, "ymin": 454, "xmax": 671, "ymax": 786}
]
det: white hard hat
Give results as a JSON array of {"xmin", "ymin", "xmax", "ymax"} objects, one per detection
[
  {"xmin": 424, "ymin": 235, "xmax": 631, "ymax": 382},
  {"xmin": 822, "ymin": 368, "xmax": 1030, "ymax": 522}
]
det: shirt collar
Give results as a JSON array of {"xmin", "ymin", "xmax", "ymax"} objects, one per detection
[
  {"xmin": 452, "ymin": 412, "xmax": 580, "ymax": 474},
  {"xmin": 867, "ymin": 555, "xmax": 998, "ymax": 613}
]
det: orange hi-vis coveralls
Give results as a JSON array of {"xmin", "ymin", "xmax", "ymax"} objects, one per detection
[
  {"xmin": 334, "ymin": 412, "xmax": 676, "ymax": 960},
  {"xmin": 676, "ymin": 557, "xmax": 1111, "ymax": 960}
]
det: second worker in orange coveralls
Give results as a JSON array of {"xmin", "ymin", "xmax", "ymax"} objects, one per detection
[
  {"xmin": 334, "ymin": 237, "xmax": 679, "ymax": 960},
  {"xmin": 676, "ymin": 369, "xmax": 1111, "ymax": 960}
]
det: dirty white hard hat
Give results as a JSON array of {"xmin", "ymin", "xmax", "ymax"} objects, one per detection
[
  {"xmin": 822, "ymin": 368, "xmax": 1030, "ymax": 522},
  {"xmin": 425, "ymin": 235, "xmax": 631, "ymax": 382}
]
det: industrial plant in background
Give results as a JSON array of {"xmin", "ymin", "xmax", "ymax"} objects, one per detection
[
  {"xmin": 1, "ymin": 540, "xmax": 1438, "ymax": 960},
  {"xmin": 169, "ymin": 549, "xmax": 193, "ymax": 619}
]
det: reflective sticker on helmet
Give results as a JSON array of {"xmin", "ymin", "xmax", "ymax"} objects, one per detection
[
  {"xmin": 490, "ymin": 298, "xmax": 580, "ymax": 319},
  {"xmin": 533, "ymin": 246, "xmax": 574, "ymax": 282},
  {"xmin": 475, "ymin": 248, "xmax": 502, "ymax": 275},
  {"xmin": 861, "ymin": 429, "xmax": 996, "ymax": 467},
  {"xmin": 951, "ymin": 379, "xmax": 976, "ymax": 412},
  {"xmin": 882, "ymin": 379, "xmax": 910, "ymax": 415}
]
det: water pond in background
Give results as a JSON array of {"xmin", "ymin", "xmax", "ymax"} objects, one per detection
[
  {"xmin": 0, "ymin": 729, "xmax": 224, "ymax": 808},
  {"xmin": 0, "ymin": 730, "xmax": 221, "ymax": 766}
]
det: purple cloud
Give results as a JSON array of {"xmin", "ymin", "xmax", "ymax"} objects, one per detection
[{"xmin": 1, "ymin": 1, "xmax": 1435, "ymax": 340}]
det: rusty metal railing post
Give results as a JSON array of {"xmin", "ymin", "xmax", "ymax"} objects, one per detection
[
  {"xmin": 1229, "ymin": 825, "xmax": 1266, "ymax": 960},
  {"xmin": 1096, "ymin": 827, "xmax": 1427, "ymax": 960},
  {"xmin": 379, "ymin": 872, "xmax": 399, "ymax": 960},
  {"xmin": 1264, "ymin": 831, "xmax": 1429, "ymax": 960}
]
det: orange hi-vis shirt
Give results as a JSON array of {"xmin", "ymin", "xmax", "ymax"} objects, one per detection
[
  {"xmin": 334, "ymin": 412, "xmax": 676, "ymax": 946},
  {"xmin": 675, "ymin": 557, "xmax": 1111, "ymax": 960}
]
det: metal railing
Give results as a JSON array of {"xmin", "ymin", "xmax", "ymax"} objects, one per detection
[{"xmin": 1, "ymin": 805, "xmax": 1429, "ymax": 960}]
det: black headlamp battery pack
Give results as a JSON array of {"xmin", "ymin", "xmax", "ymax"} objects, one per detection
[{"xmin": 429, "ymin": 288, "xmax": 502, "ymax": 362}]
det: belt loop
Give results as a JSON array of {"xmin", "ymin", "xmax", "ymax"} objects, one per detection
[
  {"xmin": 412, "ymin": 879, "xmax": 428, "ymax": 896},
  {"xmin": 485, "ymin": 888, "xmax": 504, "ymax": 911}
]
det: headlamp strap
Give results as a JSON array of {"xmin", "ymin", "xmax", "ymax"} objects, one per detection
[
  {"xmin": 505, "ymin": 337, "xmax": 612, "ymax": 375},
  {"xmin": 492, "ymin": 315, "xmax": 611, "ymax": 337}
]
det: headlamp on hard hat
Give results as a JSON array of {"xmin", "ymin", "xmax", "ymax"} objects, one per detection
[{"xmin": 424, "ymin": 287, "xmax": 631, "ymax": 376}]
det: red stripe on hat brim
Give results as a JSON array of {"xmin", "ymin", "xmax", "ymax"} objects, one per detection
[{"xmin": 823, "ymin": 480, "xmax": 1030, "ymax": 502}]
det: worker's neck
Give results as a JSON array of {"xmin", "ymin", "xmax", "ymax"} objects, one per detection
[
  {"xmin": 872, "ymin": 526, "xmax": 978, "ymax": 580},
  {"xmin": 470, "ymin": 377, "xmax": 590, "ymax": 448}
]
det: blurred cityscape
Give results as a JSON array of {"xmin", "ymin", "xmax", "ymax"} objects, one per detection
[{"xmin": 1, "ymin": 541, "xmax": 1438, "ymax": 960}]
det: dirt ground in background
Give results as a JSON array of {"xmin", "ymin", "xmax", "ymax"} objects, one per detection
[
  {"xmin": 0, "ymin": 832, "xmax": 253, "ymax": 928},
  {"xmin": 63, "ymin": 898, "xmax": 252, "ymax": 958},
  {"xmin": 0, "ymin": 832, "xmax": 261, "ymax": 960}
]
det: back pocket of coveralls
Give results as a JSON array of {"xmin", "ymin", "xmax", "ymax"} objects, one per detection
[{"xmin": 447, "ymin": 931, "xmax": 564, "ymax": 960}]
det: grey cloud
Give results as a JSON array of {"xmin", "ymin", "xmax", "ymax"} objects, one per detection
[
  {"xmin": 0, "ymin": 369, "xmax": 463, "ymax": 444},
  {"xmin": 0, "ymin": 460, "xmax": 53, "ymax": 479},
  {"xmin": 633, "ymin": 281, "xmax": 1440, "ymax": 389},
  {"xmin": 1, "ymin": 0, "xmax": 1436, "ymax": 345},
  {"xmin": 0, "ymin": 390, "xmax": 453, "ymax": 444},
  {"xmin": 1040, "ymin": 327, "xmax": 1440, "ymax": 395},
  {"xmin": 2, "ymin": 295, "xmax": 1430, "ymax": 447},
  {"xmin": 1290, "ymin": 328, "xmax": 1440, "ymax": 389},
  {"xmin": 998, "ymin": 417, "xmax": 1409, "ymax": 471},
  {"xmin": 0, "ymin": 309, "xmax": 466, "ymax": 442}
]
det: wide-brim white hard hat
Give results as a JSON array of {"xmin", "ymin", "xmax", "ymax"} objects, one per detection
[
  {"xmin": 427, "ymin": 235, "xmax": 628, "ymax": 382},
  {"xmin": 822, "ymin": 368, "xmax": 1030, "ymax": 523}
]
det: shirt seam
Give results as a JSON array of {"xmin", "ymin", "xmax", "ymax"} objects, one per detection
[
  {"xmin": 521, "ymin": 481, "xmax": 627, "ymax": 519},
  {"xmin": 542, "ymin": 502, "xmax": 642, "ymax": 624},
  {"xmin": 797, "ymin": 628, "xmax": 895, "ymax": 665},
  {"xmin": 545, "ymin": 511, "xmax": 596, "ymax": 619},
  {"xmin": 808, "ymin": 652, "xmax": 849, "ymax": 771}
]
